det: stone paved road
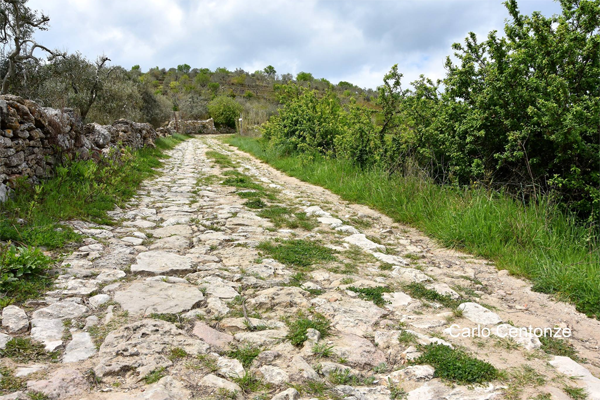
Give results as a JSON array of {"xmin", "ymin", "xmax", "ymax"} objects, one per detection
[{"xmin": 2, "ymin": 136, "xmax": 600, "ymax": 400}]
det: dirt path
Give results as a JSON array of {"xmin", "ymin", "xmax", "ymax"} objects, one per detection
[{"xmin": 1, "ymin": 136, "xmax": 599, "ymax": 400}]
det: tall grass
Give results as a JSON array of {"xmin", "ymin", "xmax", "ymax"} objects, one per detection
[
  {"xmin": 0, "ymin": 134, "xmax": 189, "ymax": 249},
  {"xmin": 226, "ymin": 135, "xmax": 600, "ymax": 319}
]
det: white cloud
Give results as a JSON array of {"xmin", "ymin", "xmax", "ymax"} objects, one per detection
[{"xmin": 27, "ymin": 0, "xmax": 562, "ymax": 88}]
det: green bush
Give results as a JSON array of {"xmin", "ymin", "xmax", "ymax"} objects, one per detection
[
  {"xmin": 415, "ymin": 344, "xmax": 497, "ymax": 384},
  {"xmin": 208, "ymin": 96, "xmax": 243, "ymax": 128},
  {"xmin": 0, "ymin": 245, "xmax": 54, "ymax": 304}
]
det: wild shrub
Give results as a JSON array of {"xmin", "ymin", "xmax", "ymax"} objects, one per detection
[{"xmin": 208, "ymin": 95, "xmax": 243, "ymax": 128}]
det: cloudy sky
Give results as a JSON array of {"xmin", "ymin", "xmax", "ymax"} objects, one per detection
[{"xmin": 28, "ymin": 0, "xmax": 561, "ymax": 89}]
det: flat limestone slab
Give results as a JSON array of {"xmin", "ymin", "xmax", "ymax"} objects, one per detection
[
  {"xmin": 130, "ymin": 251, "xmax": 195, "ymax": 275},
  {"xmin": 114, "ymin": 280, "xmax": 204, "ymax": 315}
]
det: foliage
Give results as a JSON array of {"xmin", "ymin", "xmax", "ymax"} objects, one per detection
[
  {"xmin": 0, "ymin": 338, "xmax": 59, "ymax": 363},
  {"xmin": 387, "ymin": 1, "xmax": 600, "ymax": 222},
  {"xmin": 208, "ymin": 95, "xmax": 243, "ymax": 128},
  {"xmin": 0, "ymin": 244, "xmax": 54, "ymax": 303},
  {"xmin": 347, "ymin": 286, "xmax": 391, "ymax": 306},
  {"xmin": 227, "ymin": 345, "xmax": 261, "ymax": 368},
  {"xmin": 257, "ymin": 239, "xmax": 336, "ymax": 268},
  {"xmin": 285, "ymin": 312, "xmax": 331, "ymax": 346},
  {"xmin": 403, "ymin": 283, "xmax": 462, "ymax": 308},
  {"xmin": 414, "ymin": 343, "xmax": 498, "ymax": 384}
]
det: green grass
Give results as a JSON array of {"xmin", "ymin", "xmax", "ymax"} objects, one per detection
[
  {"xmin": 285, "ymin": 312, "xmax": 331, "ymax": 346},
  {"xmin": 347, "ymin": 286, "xmax": 391, "ymax": 306},
  {"xmin": 227, "ymin": 345, "xmax": 261, "ymax": 368},
  {"xmin": 0, "ymin": 338, "xmax": 59, "ymax": 363},
  {"xmin": 403, "ymin": 282, "xmax": 463, "ymax": 309},
  {"xmin": 206, "ymin": 150, "xmax": 237, "ymax": 168},
  {"xmin": 414, "ymin": 343, "xmax": 497, "ymax": 384},
  {"xmin": 257, "ymin": 239, "xmax": 336, "ymax": 269},
  {"xmin": 143, "ymin": 367, "xmax": 166, "ymax": 384},
  {"xmin": 563, "ymin": 386, "xmax": 588, "ymax": 400},
  {"xmin": 244, "ymin": 198, "xmax": 267, "ymax": 209},
  {"xmin": 0, "ymin": 367, "xmax": 25, "ymax": 393},
  {"xmin": 226, "ymin": 135, "xmax": 600, "ymax": 318},
  {"xmin": 539, "ymin": 336, "xmax": 582, "ymax": 361}
]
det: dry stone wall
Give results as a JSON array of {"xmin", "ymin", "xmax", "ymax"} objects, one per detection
[
  {"xmin": 166, "ymin": 118, "xmax": 217, "ymax": 135},
  {"xmin": 0, "ymin": 94, "xmax": 169, "ymax": 202}
]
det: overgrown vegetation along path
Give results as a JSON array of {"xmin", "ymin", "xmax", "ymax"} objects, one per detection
[{"xmin": 2, "ymin": 136, "xmax": 600, "ymax": 400}]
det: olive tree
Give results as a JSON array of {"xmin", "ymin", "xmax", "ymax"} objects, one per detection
[{"xmin": 0, "ymin": 0, "xmax": 61, "ymax": 94}]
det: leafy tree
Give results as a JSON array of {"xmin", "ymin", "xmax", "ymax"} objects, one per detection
[
  {"xmin": 0, "ymin": 0, "xmax": 61, "ymax": 93},
  {"xmin": 264, "ymin": 65, "xmax": 276, "ymax": 78},
  {"xmin": 296, "ymin": 71, "xmax": 313, "ymax": 82},
  {"xmin": 208, "ymin": 95, "xmax": 242, "ymax": 128},
  {"xmin": 177, "ymin": 63, "xmax": 191, "ymax": 74}
]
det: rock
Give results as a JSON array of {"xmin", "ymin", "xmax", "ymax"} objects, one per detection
[
  {"xmin": 138, "ymin": 376, "xmax": 191, "ymax": 400},
  {"xmin": 383, "ymin": 292, "xmax": 414, "ymax": 312},
  {"xmin": 217, "ymin": 356, "xmax": 244, "ymax": 378},
  {"xmin": 344, "ymin": 234, "xmax": 386, "ymax": 252},
  {"xmin": 219, "ymin": 317, "xmax": 286, "ymax": 333},
  {"xmin": 30, "ymin": 318, "xmax": 64, "ymax": 351},
  {"xmin": 331, "ymin": 333, "xmax": 387, "ymax": 368},
  {"xmin": 14, "ymin": 365, "xmax": 46, "ymax": 377},
  {"xmin": 272, "ymin": 388, "xmax": 300, "ymax": 400},
  {"xmin": 84, "ymin": 315, "xmax": 100, "ymax": 330},
  {"xmin": 192, "ymin": 322, "xmax": 234, "ymax": 350},
  {"xmin": 304, "ymin": 206, "xmax": 330, "ymax": 217},
  {"xmin": 89, "ymin": 294, "xmax": 111, "ymax": 308},
  {"xmin": 406, "ymin": 380, "xmax": 500, "ymax": 399},
  {"xmin": 317, "ymin": 216, "xmax": 343, "ymax": 228},
  {"xmin": 130, "ymin": 251, "xmax": 195, "ymax": 275},
  {"xmin": 31, "ymin": 300, "xmax": 89, "ymax": 320},
  {"xmin": 198, "ymin": 374, "xmax": 241, "ymax": 393},
  {"xmin": 249, "ymin": 287, "xmax": 310, "ymax": 310},
  {"xmin": 49, "ymin": 278, "xmax": 99, "ymax": 296},
  {"xmin": 0, "ymin": 333, "xmax": 12, "ymax": 349},
  {"xmin": 94, "ymin": 319, "xmax": 209, "ymax": 378},
  {"xmin": 259, "ymin": 365, "xmax": 289, "ymax": 385},
  {"xmin": 457, "ymin": 302, "xmax": 502, "ymax": 325},
  {"xmin": 391, "ymin": 267, "xmax": 432, "ymax": 283},
  {"xmin": 388, "ymin": 365, "xmax": 435, "ymax": 382},
  {"xmin": 0, "ymin": 392, "xmax": 26, "ymax": 400},
  {"xmin": 311, "ymin": 297, "xmax": 385, "ymax": 335},
  {"xmin": 149, "ymin": 236, "xmax": 190, "ymax": 250},
  {"xmin": 63, "ymin": 332, "xmax": 97, "ymax": 362},
  {"xmin": 234, "ymin": 329, "xmax": 288, "ymax": 347},
  {"xmin": 335, "ymin": 225, "xmax": 360, "ymax": 234},
  {"xmin": 550, "ymin": 356, "xmax": 600, "ymax": 399},
  {"xmin": 121, "ymin": 237, "xmax": 144, "ymax": 246},
  {"xmin": 151, "ymin": 225, "xmax": 193, "ymax": 238},
  {"xmin": 206, "ymin": 297, "xmax": 229, "ymax": 317},
  {"xmin": 2, "ymin": 305, "xmax": 29, "ymax": 333},
  {"xmin": 96, "ymin": 270, "xmax": 126, "ymax": 282},
  {"xmin": 114, "ymin": 280, "xmax": 204, "ymax": 315},
  {"xmin": 289, "ymin": 355, "xmax": 319, "ymax": 380},
  {"xmin": 372, "ymin": 252, "xmax": 408, "ymax": 266},
  {"xmin": 426, "ymin": 283, "xmax": 460, "ymax": 299},
  {"xmin": 26, "ymin": 368, "xmax": 88, "ymax": 399}
]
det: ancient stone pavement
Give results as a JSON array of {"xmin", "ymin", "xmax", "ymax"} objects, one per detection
[{"xmin": 2, "ymin": 136, "xmax": 600, "ymax": 400}]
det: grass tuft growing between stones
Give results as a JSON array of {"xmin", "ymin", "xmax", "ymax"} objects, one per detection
[
  {"xmin": 143, "ymin": 367, "xmax": 166, "ymax": 384},
  {"xmin": 347, "ymin": 286, "xmax": 391, "ymax": 307},
  {"xmin": 227, "ymin": 345, "xmax": 261, "ymax": 368},
  {"xmin": 257, "ymin": 239, "xmax": 336, "ymax": 269},
  {"xmin": 403, "ymin": 282, "xmax": 462, "ymax": 309},
  {"xmin": 0, "ymin": 338, "xmax": 59, "ymax": 363},
  {"xmin": 285, "ymin": 312, "xmax": 331, "ymax": 347},
  {"xmin": 206, "ymin": 150, "xmax": 238, "ymax": 168},
  {"xmin": 539, "ymin": 336, "xmax": 582, "ymax": 361},
  {"xmin": 414, "ymin": 343, "xmax": 497, "ymax": 384}
]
